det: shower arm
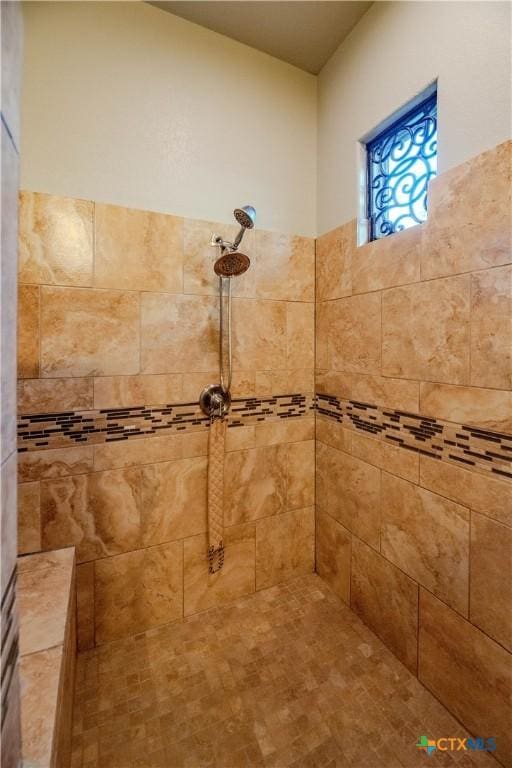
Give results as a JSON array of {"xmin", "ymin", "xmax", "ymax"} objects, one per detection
[{"xmin": 211, "ymin": 226, "xmax": 246, "ymax": 253}]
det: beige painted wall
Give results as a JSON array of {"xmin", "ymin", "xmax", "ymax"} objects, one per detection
[
  {"xmin": 20, "ymin": 1, "xmax": 317, "ymax": 236},
  {"xmin": 317, "ymin": 1, "xmax": 512, "ymax": 234}
]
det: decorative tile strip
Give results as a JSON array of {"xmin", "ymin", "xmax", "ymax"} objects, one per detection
[
  {"xmin": 17, "ymin": 394, "xmax": 314, "ymax": 453},
  {"xmin": 316, "ymin": 393, "xmax": 512, "ymax": 481}
]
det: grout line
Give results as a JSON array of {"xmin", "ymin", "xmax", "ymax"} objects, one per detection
[
  {"xmin": 416, "ymin": 582, "xmax": 420, "ymax": 676},
  {"xmin": 468, "ymin": 510, "xmax": 472, "ymax": 622}
]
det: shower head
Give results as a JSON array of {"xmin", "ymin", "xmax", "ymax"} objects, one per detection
[
  {"xmin": 214, "ymin": 251, "xmax": 250, "ymax": 277},
  {"xmin": 234, "ymin": 206, "xmax": 256, "ymax": 230}
]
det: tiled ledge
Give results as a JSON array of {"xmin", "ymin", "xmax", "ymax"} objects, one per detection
[
  {"xmin": 17, "ymin": 548, "xmax": 76, "ymax": 768},
  {"xmin": 317, "ymin": 392, "xmax": 512, "ymax": 481}
]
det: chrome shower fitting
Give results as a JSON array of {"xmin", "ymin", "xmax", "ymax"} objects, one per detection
[{"xmin": 199, "ymin": 205, "xmax": 256, "ymax": 418}]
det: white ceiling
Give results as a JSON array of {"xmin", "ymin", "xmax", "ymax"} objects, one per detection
[{"xmin": 148, "ymin": 1, "xmax": 372, "ymax": 74}]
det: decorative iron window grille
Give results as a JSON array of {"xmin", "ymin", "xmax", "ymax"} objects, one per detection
[{"xmin": 366, "ymin": 92, "xmax": 437, "ymax": 241}]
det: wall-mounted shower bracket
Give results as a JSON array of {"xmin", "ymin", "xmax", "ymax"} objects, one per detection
[
  {"xmin": 210, "ymin": 233, "xmax": 232, "ymax": 251},
  {"xmin": 200, "ymin": 383, "xmax": 231, "ymax": 418}
]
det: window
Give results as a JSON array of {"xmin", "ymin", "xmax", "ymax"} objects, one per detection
[{"xmin": 366, "ymin": 91, "xmax": 437, "ymax": 241}]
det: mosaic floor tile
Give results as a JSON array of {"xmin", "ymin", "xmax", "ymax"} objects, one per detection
[{"xmin": 71, "ymin": 575, "xmax": 496, "ymax": 768}]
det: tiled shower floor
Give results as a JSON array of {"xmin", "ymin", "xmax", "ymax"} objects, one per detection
[{"xmin": 71, "ymin": 575, "xmax": 495, "ymax": 768}]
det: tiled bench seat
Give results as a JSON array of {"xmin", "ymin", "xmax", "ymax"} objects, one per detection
[{"xmin": 17, "ymin": 548, "xmax": 76, "ymax": 768}]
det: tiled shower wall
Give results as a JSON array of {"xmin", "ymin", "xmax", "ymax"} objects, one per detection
[
  {"xmin": 16, "ymin": 194, "xmax": 315, "ymax": 648},
  {"xmin": 315, "ymin": 141, "xmax": 511, "ymax": 768},
  {"xmin": 1, "ymin": 2, "xmax": 23, "ymax": 766}
]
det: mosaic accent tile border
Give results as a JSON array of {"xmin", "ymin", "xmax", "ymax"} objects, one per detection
[
  {"xmin": 17, "ymin": 394, "xmax": 314, "ymax": 453},
  {"xmin": 1, "ymin": 567, "xmax": 18, "ymax": 730},
  {"xmin": 317, "ymin": 393, "xmax": 512, "ymax": 481}
]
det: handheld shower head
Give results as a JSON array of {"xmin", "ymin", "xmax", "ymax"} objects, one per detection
[
  {"xmin": 234, "ymin": 205, "xmax": 256, "ymax": 230},
  {"xmin": 232, "ymin": 205, "xmax": 256, "ymax": 249}
]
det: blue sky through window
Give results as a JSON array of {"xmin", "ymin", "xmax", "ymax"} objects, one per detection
[{"xmin": 367, "ymin": 93, "xmax": 437, "ymax": 240}]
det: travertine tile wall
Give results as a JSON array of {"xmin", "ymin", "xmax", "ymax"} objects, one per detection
[
  {"xmin": 315, "ymin": 141, "xmax": 512, "ymax": 768},
  {"xmin": 16, "ymin": 192, "xmax": 315, "ymax": 648},
  {"xmin": 1, "ymin": 3, "xmax": 23, "ymax": 766}
]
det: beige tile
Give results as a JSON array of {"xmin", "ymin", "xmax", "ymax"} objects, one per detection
[
  {"xmin": 18, "ymin": 191, "xmax": 93, "ymax": 286},
  {"xmin": 317, "ymin": 443, "xmax": 380, "ymax": 550},
  {"xmin": 19, "ymin": 646, "xmax": 63, "ymax": 768},
  {"xmin": 315, "ymin": 370, "xmax": 352, "ymax": 399},
  {"xmin": 41, "ymin": 286, "xmax": 139, "ymax": 377},
  {"xmin": 95, "ymin": 542, "xmax": 183, "ymax": 643},
  {"xmin": 224, "ymin": 444, "xmax": 287, "ymax": 526},
  {"xmin": 420, "ymin": 455, "xmax": 512, "ymax": 527},
  {"xmin": 94, "ymin": 374, "xmax": 183, "ymax": 409},
  {"xmin": 18, "ymin": 378, "xmax": 93, "ymax": 414},
  {"xmin": 315, "ymin": 509, "xmax": 351, "ymax": 604},
  {"xmin": 230, "ymin": 369, "xmax": 256, "ymax": 398},
  {"xmin": 225, "ymin": 425, "xmax": 256, "ymax": 452},
  {"xmin": 94, "ymin": 203, "xmax": 183, "ymax": 292},
  {"xmin": 76, "ymin": 562, "xmax": 95, "ymax": 651},
  {"xmin": 141, "ymin": 457, "xmax": 207, "ymax": 545},
  {"xmin": 253, "ymin": 230, "xmax": 314, "ymax": 302},
  {"xmin": 93, "ymin": 434, "xmax": 183, "ymax": 471},
  {"xmin": 183, "ymin": 217, "xmax": 255, "ymax": 296},
  {"xmin": 470, "ymin": 265, "xmax": 512, "ymax": 389},
  {"xmin": 421, "ymin": 141, "xmax": 512, "ymax": 280},
  {"xmin": 256, "ymin": 507, "xmax": 314, "ymax": 590},
  {"xmin": 1, "ymin": 452, "xmax": 17, "ymax": 595},
  {"xmin": 315, "ymin": 440, "xmax": 336, "ymax": 514},
  {"xmin": 183, "ymin": 523, "xmax": 255, "ymax": 615},
  {"xmin": 18, "ymin": 283, "xmax": 39, "ymax": 378},
  {"xmin": 420, "ymin": 382, "xmax": 512, "ymax": 433},
  {"xmin": 470, "ymin": 512, "xmax": 512, "ymax": 651},
  {"xmin": 181, "ymin": 430, "xmax": 209, "ymax": 459},
  {"xmin": 254, "ymin": 368, "xmax": 314, "ymax": 396},
  {"xmin": 182, "ymin": 370, "xmax": 218, "ymax": 401},
  {"xmin": 419, "ymin": 588, "xmax": 512, "ymax": 767},
  {"xmin": 141, "ymin": 292, "xmax": 218, "ymax": 374},
  {"xmin": 286, "ymin": 302, "xmax": 314, "ymax": 370},
  {"xmin": 17, "ymin": 546, "xmax": 74, "ymax": 575},
  {"xmin": 382, "ymin": 275, "xmax": 470, "ymax": 384},
  {"xmin": 254, "ymin": 369, "xmax": 275, "ymax": 397},
  {"xmin": 352, "ymin": 224, "xmax": 421, "ymax": 294},
  {"xmin": 254, "ymin": 370, "xmax": 288, "ymax": 397},
  {"xmin": 232, "ymin": 298, "xmax": 287, "ymax": 370},
  {"xmin": 350, "ymin": 374, "xmax": 419, "ymax": 413},
  {"xmin": 381, "ymin": 472, "xmax": 470, "ymax": 615},
  {"xmin": 71, "ymin": 573, "xmax": 498, "ymax": 768},
  {"xmin": 288, "ymin": 368, "xmax": 315, "ymax": 394},
  {"xmin": 183, "ymin": 369, "xmax": 257, "ymax": 400},
  {"xmin": 17, "ymin": 482, "xmax": 41, "ymax": 555},
  {"xmin": 287, "ymin": 440, "xmax": 314, "ymax": 510},
  {"xmin": 40, "ymin": 469, "xmax": 141, "ymax": 563},
  {"xmin": 255, "ymin": 417, "xmax": 314, "ymax": 447},
  {"xmin": 18, "ymin": 559, "xmax": 73, "ymax": 655},
  {"xmin": 351, "ymin": 537, "xmax": 418, "ymax": 673},
  {"xmin": 316, "ymin": 220, "xmax": 354, "ymax": 301},
  {"xmin": 18, "ymin": 445, "xmax": 94, "ymax": 483},
  {"xmin": 351, "ymin": 432, "xmax": 419, "ymax": 483},
  {"xmin": 316, "ymin": 417, "xmax": 352, "ymax": 454},
  {"xmin": 329, "ymin": 293, "xmax": 381, "ymax": 375},
  {"xmin": 315, "ymin": 300, "xmax": 329, "ymax": 370}
]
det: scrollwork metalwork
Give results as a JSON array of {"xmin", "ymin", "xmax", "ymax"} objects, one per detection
[{"xmin": 367, "ymin": 94, "xmax": 437, "ymax": 240}]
